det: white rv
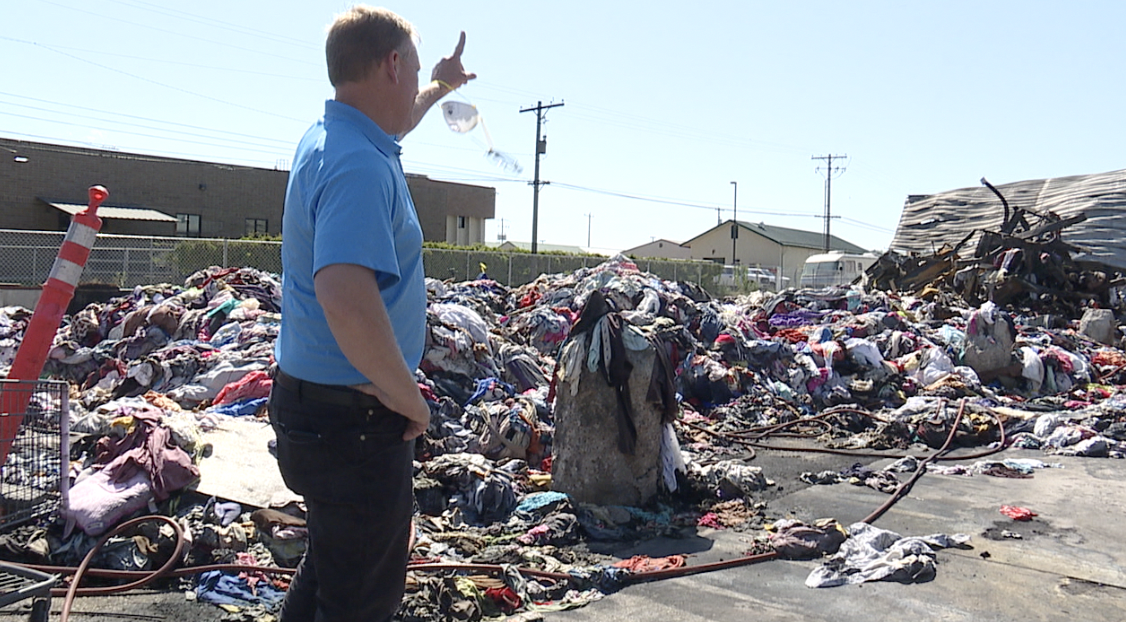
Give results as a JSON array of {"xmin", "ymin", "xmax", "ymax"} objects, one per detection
[{"xmin": 800, "ymin": 251, "xmax": 878, "ymax": 288}]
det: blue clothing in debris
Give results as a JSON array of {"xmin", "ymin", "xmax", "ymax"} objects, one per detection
[
  {"xmin": 567, "ymin": 566, "xmax": 629, "ymax": 593},
  {"xmin": 467, "ymin": 473, "xmax": 518, "ymax": 524},
  {"xmin": 276, "ymin": 99, "xmax": 427, "ymax": 384},
  {"xmin": 465, "ymin": 377, "xmax": 516, "ymax": 406},
  {"xmin": 196, "ymin": 570, "xmax": 286, "ymax": 607},
  {"xmin": 208, "ymin": 397, "xmax": 268, "ymax": 418},
  {"xmin": 213, "ymin": 501, "xmax": 242, "ymax": 527},
  {"xmin": 515, "ymin": 491, "xmax": 570, "ymax": 515}
]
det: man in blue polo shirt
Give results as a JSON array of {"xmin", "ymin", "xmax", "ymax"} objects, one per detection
[{"xmin": 268, "ymin": 6, "xmax": 474, "ymax": 621}]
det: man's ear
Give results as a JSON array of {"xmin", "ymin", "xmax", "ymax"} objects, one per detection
[{"xmin": 385, "ymin": 48, "xmax": 402, "ymax": 84}]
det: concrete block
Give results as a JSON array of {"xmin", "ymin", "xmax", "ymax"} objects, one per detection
[
  {"xmin": 963, "ymin": 315, "xmax": 1014, "ymax": 374},
  {"xmin": 1079, "ymin": 308, "xmax": 1118, "ymax": 345},
  {"xmin": 553, "ymin": 346, "xmax": 663, "ymax": 506}
]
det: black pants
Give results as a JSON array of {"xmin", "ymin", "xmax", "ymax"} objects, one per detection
[{"xmin": 268, "ymin": 372, "xmax": 414, "ymax": 622}]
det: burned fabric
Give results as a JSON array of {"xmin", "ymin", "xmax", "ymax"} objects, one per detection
[{"xmin": 806, "ymin": 522, "xmax": 970, "ymax": 588}]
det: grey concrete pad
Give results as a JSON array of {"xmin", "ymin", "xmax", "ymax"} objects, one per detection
[{"xmin": 545, "ymin": 451, "xmax": 1126, "ymax": 622}]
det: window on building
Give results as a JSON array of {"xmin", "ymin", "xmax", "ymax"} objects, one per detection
[
  {"xmin": 457, "ymin": 216, "xmax": 467, "ymax": 229},
  {"xmin": 176, "ymin": 213, "xmax": 201, "ymax": 237},
  {"xmin": 245, "ymin": 218, "xmax": 268, "ymax": 236}
]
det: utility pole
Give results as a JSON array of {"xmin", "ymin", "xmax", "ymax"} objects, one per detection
[
  {"xmin": 812, "ymin": 154, "xmax": 846, "ymax": 252},
  {"xmin": 520, "ymin": 100, "xmax": 564, "ymax": 254},
  {"xmin": 730, "ymin": 181, "xmax": 738, "ymax": 265},
  {"xmin": 584, "ymin": 213, "xmax": 592, "ymax": 247},
  {"xmin": 497, "ymin": 218, "xmax": 507, "ymax": 242}
]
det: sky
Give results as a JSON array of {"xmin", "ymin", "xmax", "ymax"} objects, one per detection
[{"xmin": 3, "ymin": 0, "xmax": 1125, "ymax": 255}]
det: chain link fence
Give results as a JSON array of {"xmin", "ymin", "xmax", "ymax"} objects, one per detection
[
  {"xmin": 424, "ymin": 250, "xmax": 723, "ymax": 293},
  {"xmin": 0, "ymin": 229, "xmax": 724, "ymax": 294},
  {"xmin": 0, "ymin": 230, "xmax": 283, "ymax": 288}
]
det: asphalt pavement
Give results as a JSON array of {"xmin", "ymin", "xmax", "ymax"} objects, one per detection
[{"xmin": 544, "ymin": 450, "xmax": 1126, "ymax": 622}]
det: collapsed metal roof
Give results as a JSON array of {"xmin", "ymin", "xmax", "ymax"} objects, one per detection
[{"xmin": 890, "ymin": 168, "xmax": 1126, "ymax": 270}]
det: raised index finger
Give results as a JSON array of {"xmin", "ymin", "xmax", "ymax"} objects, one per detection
[{"xmin": 451, "ymin": 31, "xmax": 466, "ymax": 58}]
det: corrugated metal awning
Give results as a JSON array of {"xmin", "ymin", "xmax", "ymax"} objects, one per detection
[{"xmin": 43, "ymin": 200, "xmax": 178, "ymax": 223}]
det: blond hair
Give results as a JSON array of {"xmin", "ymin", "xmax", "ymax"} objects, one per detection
[{"xmin": 325, "ymin": 5, "xmax": 416, "ymax": 87}]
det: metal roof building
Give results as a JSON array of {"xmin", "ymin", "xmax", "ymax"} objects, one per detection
[{"xmin": 682, "ymin": 220, "xmax": 868, "ymax": 286}]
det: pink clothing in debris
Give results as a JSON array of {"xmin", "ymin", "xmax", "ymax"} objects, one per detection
[{"xmin": 95, "ymin": 405, "xmax": 199, "ymax": 500}]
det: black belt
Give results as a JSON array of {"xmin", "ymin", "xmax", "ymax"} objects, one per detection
[{"xmin": 272, "ymin": 368, "xmax": 386, "ymax": 409}]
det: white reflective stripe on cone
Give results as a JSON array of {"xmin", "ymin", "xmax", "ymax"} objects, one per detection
[
  {"xmin": 48, "ymin": 258, "xmax": 84, "ymax": 287},
  {"xmin": 66, "ymin": 222, "xmax": 98, "ymax": 249}
]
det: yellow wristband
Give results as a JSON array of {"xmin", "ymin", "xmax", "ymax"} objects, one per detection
[{"xmin": 434, "ymin": 79, "xmax": 456, "ymax": 92}]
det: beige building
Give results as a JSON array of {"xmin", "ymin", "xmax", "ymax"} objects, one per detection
[
  {"xmin": 622, "ymin": 238, "xmax": 693, "ymax": 260},
  {"xmin": 0, "ymin": 137, "xmax": 494, "ymax": 242},
  {"xmin": 486, "ymin": 241, "xmax": 588, "ymax": 254},
  {"xmin": 683, "ymin": 220, "xmax": 867, "ymax": 284}
]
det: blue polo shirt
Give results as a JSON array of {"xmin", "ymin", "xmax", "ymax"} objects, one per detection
[{"xmin": 275, "ymin": 100, "xmax": 426, "ymax": 384}]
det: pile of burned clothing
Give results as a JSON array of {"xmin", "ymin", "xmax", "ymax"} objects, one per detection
[
  {"xmin": 673, "ymin": 290, "xmax": 1126, "ymax": 463},
  {"xmin": 66, "ymin": 400, "xmax": 202, "ymax": 536},
  {"xmin": 724, "ymin": 289, "xmax": 1123, "ymax": 409},
  {"xmin": 0, "ymin": 250, "xmax": 1125, "ymax": 618},
  {"xmin": 21, "ymin": 255, "xmax": 1120, "ymax": 493},
  {"xmin": 26, "ymin": 267, "xmax": 280, "ymax": 429},
  {"xmin": 418, "ymin": 255, "xmax": 699, "ymax": 468},
  {"xmin": 0, "ymin": 492, "xmax": 303, "ymax": 617}
]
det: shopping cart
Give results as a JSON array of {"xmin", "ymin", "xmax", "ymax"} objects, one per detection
[
  {"xmin": 0, "ymin": 380, "xmax": 69, "ymax": 530},
  {"xmin": 0, "ymin": 563, "xmax": 54, "ymax": 622},
  {"xmin": 0, "ymin": 379, "xmax": 70, "ymax": 620}
]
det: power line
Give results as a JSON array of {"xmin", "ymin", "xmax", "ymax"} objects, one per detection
[
  {"xmin": 408, "ymin": 175, "xmax": 525, "ymax": 184},
  {"xmin": 472, "ymin": 82, "xmax": 549, "ymax": 100},
  {"xmin": 34, "ymin": 0, "xmax": 319, "ymax": 66},
  {"xmin": 549, "ymin": 182, "xmax": 893, "ymax": 233},
  {"xmin": 9, "ymin": 4, "xmax": 822, "ymax": 170},
  {"xmin": 0, "ymin": 36, "xmax": 321, "ymax": 81},
  {"xmin": 1, "ymin": 125, "xmax": 896, "ymax": 236},
  {"xmin": 16, "ymin": 40, "xmax": 308, "ymax": 124},
  {"xmin": 400, "ymin": 158, "xmax": 527, "ymax": 181},
  {"xmin": 0, "ymin": 130, "xmax": 274, "ymax": 169},
  {"xmin": 445, "ymin": 88, "xmax": 789, "ymax": 160},
  {"xmin": 0, "ymin": 112, "xmax": 291, "ymax": 157},
  {"xmin": 0, "ymin": 106, "xmax": 515, "ymax": 172},
  {"xmin": 2, "ymin": 34, "xmax": 804, "ymax": 162},
  {"xmin": 549, "ymin": 182, "xmax": 818, "ymax": 218},
  {"xmin": 472, "ymin": 82, "xmax": 815, "ymax": 156},
  {"xmin": 839, "ymin": 216, "xmax": 894, "ymax": 234},
  {"xmin": 0, "ymin": 92, "xmax": 518, "ymax": 161},
  {"xmin": 565, "ymin": 103, "xmax": 813, "ymax": 155},
  {"xmin": 99, "ymin": 0, "xmax": 318, "ymax": 50},
  {"xmin": 0, "ymin": 103, "xmax": 293, "ymax": 153},
  {"xmin": 401, "ymin": 159, "xmax": 891, "ymax": 232},
  {"xmin": 0, "ymin": 92, "xmax": 296, "ymax": 145}
]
